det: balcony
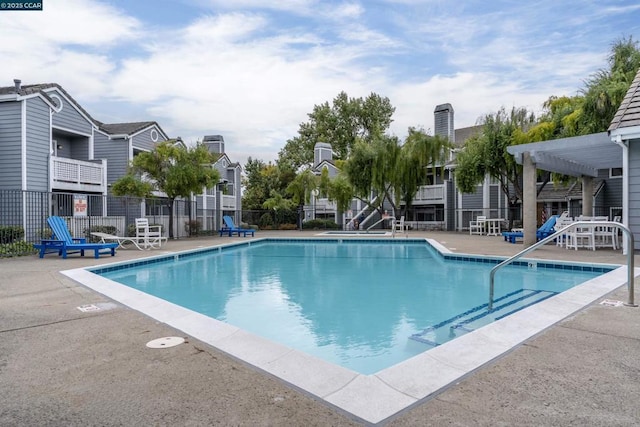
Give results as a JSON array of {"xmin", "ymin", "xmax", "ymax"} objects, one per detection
[
  {"xmin": 52, "ymin": 157, "xmax": 106, "ymax": 193},
  {"xmin": 222, "ymin": 194, "xmax": 236, "ymax": 210},
  {"xmin": 413, "ymin": 184, "xmax": 445, "ymax": 204}
]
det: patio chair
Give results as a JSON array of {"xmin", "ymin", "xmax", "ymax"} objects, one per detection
[
  {"xmin": 34, "ymin": 216, "xmax": 118, "ymax": 259},
  {"xmin": 135, "ymin": 218, "xmax": 166, "ymax": 249},
  {"xmin": 501, "ymin": 215, "xmax": 558, "ymax": 244},
  {"xmin": 219, "ymin": 215, "xmax": 255, "ymax": 237},
  {"xmin": 392, "ymin": 216, "xmax": 405, "ymax": 233},
  {"xmin": 469, "ymin": 216, "xmax": 486, "ymax": 235},
  {"xmin": 90, "ymin": 231, "xmax": 145, "ymax": 250}
]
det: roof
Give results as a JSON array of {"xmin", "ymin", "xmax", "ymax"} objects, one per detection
[
  {"xmin": 96, "ymin": 121, "xmax": 159, "ymax": 136},
  {"xmin": 454, "ymin": 125, "xmax": 483, "ymax": 146},
  {"xmin": 537, "ymin": 180, "xmax": 604, "ymax": 202},
  {"xmin": 0, "ymin": 82, "xmax": 98, "ymax": 125},
  {"xmin": 1, "ymin": 80, "xmax": 171, "ymax": 140},
  {"xmin": 608, "ymin": 68, "xmax": 640, "ymax": 132},
  {"xmin": 507, "ymin": 132, "xmax": 620, "ymax": 177}
]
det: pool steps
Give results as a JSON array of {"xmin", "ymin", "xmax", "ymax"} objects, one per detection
[{"xmin": 409, "ymin": 288, "xmax": 558, "ymax": 347}]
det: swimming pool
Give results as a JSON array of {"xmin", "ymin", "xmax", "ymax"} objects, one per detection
[
  {"xmin": 62, "ymin": 238, "xmax": 627, "ymax": 424},
  {"xmin": 93, "ymin": 239, "xmax": 607, "ymax": 374}
]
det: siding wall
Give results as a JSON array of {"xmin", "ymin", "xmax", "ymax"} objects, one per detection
[
  {"xmin": 69, "ymin": 136, "xmax": 89, "ymax": 160},
  {"xmin": 628, "ymin": 140, "xmax": 640, "ymax": 250},
  {"xmin": 25, "ymin": 97, "xmax": 51, "ymax": 192},
  {"xmin": 598, "ymin": 168, "xmax": 623, "ymax": 209},
  {"xmin": 461, "ymin": 186, "xmax": 483, "ymax": 208},
  {"xmin": 132, "ymin": 127, "xmax": 161, "ymax": 152},
  {"xmin": 94, "ymin": 132, "xmax": 130, "ymax": 184},
  {"xmin": 490, "ymin": 185, "xmax": 499, "ymax": 209},
  {"xmin": 0, "ymin": 101, "xmax": 23, "ymax": 190},
  {"xmin": 446, "ymin": 179, "xmax": 455, "ymax": 231},
  {"xmin": 50, "ymin": 89, "xmax": 93, "ymax": 135}
]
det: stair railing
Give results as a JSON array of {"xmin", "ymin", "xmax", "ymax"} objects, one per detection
[{"xmin": 489, "ymin": 221, "xmax": 636, "ymax": 310}]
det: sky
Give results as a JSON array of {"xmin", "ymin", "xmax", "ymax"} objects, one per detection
[{"xmin": 1, "ymin": 0, "xmax": 640, "ymax": 166}]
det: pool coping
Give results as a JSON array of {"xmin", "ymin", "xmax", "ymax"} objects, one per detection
[{"xmin": 60, "ymin": 238, "xmax": 633, "ymax": 424}]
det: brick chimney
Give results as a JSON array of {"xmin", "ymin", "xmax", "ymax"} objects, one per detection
[{"xmin": 13, "ymin": 79, "xmax": 21, "ymax": 92}]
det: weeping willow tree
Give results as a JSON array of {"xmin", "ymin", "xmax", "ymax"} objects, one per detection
[
  {"xmin": 456, "ymin": 107, "xmax": 537, "ymax": 220},
  {"xmin": 341, "ymin": 128, "xmax": 451, "ymax": 218},
  {"xmin": 395, "ymin": 128, "xmax": 451, "ymax": 217}
]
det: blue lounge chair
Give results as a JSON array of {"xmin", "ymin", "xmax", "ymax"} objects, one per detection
[
  {"xmin": 502, "ymin": 215, "xmax": 558, "ymax": 244},
  {"xmin": 34, "ymin": 216, "xmax": 118, "ymax": 259},
  {"xmin": 219, "ymin": 215, "xmax": 255, "ymax": 237}
]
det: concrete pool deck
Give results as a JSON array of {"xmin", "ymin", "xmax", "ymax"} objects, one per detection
[{"xmin": 1, "ymin": 230, "xmax": 639, "ymax": 426}]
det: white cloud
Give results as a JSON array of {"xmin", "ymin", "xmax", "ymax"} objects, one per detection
[
  {"xmin": 0, "ymin": 0, "xmax": 140, "ymax": 96},
  {"xmin": 1, "ymin": 0, "xmax": 638, "ymax": 167}
]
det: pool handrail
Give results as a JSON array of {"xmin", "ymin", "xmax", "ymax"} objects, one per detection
[{"xmin": 489, "ymin": 221, "xmax": 637, "ymax": 310}]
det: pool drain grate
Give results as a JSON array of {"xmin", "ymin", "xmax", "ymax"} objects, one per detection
[{"xmin": 146, "ymin": 336, "xmax": 185, "ymax": 348}]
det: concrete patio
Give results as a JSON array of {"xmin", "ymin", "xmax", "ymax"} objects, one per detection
[{"xmin": 1, "ymin": 230, "xmax": 638, "ymax": 426}]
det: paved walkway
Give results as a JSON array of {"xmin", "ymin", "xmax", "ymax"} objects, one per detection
[{"xmin": 1, "ymin": 231, "xmax": 638, "ymax": 426}]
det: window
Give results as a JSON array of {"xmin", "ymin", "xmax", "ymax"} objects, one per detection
[{"xmin": 610, "ymin": 167, "xmax": 623, "ymax": 178}]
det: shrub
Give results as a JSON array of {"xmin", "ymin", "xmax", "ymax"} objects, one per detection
[
  {"xmin": 259, "ymin": 213, "xmax": 274, "ymax": 228},
  {"xmin": 302, "ymin": 219, "xmax": 339, "ymax": 230},
  {"xmin": 184, "ymin": 219, "xmax": 202, "ymax": 236},
  {"xmin": 0, "ymin": 225, "xmax": 24, "ymax": 244},
  {"xmin": 0, "ymin": 241, "xmax": 37, "ymax": 257},
  {"xmin": 278, "ymin": 223, "xmax": 297, "ymax": 230}
]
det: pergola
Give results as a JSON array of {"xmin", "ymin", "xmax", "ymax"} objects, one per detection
[{"xmin": 507, "ymin": 132, "xmax": 623, "ymax": 247}]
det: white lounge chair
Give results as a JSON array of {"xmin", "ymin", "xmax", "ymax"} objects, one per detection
[{"xmin": 90, "ymin": 231, "xmax": 145, "ymax": 250}]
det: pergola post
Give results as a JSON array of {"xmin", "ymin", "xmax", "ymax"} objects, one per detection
[
  {"xmin": 582, "ymin": 175, "xmax": 593, "ymax": 216},
  {"xmin": 523, "ymin": 152, "xmax": 537, "ymax": 247}
]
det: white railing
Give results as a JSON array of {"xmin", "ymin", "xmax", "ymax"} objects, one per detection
[
  {"xmin": 414, "ymin": 184, "xmax": 445, "ymax": 202},
  {"xmin": 222, "ymin": 195, "xmax": 236, "ymax": 209},
  {"xmin": 52, "ymin": 157, "xmax": 105, "ymax": 189},
  {"xmin": 316, "ymin": 198, "xmax": 336, "ymax": 210}
]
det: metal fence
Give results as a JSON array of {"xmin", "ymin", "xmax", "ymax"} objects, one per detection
[
  {"xmin": 0, "ymin": 189, "xmax": 622, "ymax": 256},
  {"xmin": 0, "ymin": 190, "xmax": 235, "ymax": 256}
]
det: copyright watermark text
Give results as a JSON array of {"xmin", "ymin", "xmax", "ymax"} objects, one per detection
[{"xmin": 0, "ymin": 2, "xmax": 43, "ymax": 10}]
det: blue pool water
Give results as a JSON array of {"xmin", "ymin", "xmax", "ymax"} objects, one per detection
[{"xmin": 96, "ymin": 239, "xmax": 609, "ymax": 374}]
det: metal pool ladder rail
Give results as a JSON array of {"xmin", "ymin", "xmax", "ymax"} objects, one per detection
[{"xmin": 489, "ymin": 221, "xmax": 637, "ymax": 310}]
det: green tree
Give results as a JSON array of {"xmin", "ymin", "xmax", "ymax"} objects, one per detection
[
  {"xmin": 262, "ymin": 190, "xmax": 295, "ymax": 227},
  {"xmin": 342, "ymin": 129, "xmax": 450, "ymax": 219},
  {"xmin": 113, "ymin": 140, "xmax": 220, "ymax": 238},
  {"xmin": 278, "ymin": 91, "xmax": 395, "ymax": 170},
  {"xmin": 396, "ymin": 129, "xmax": 451, "ymax": 216},
  {"xmin": 110, "ymin": 174, "xmax": 154, "ymax": 198},
  {"xmin": 581, "ymin": 36, "xmax": 640, "ymax": 133},
  {"xmin": 242, "ymin": 158, "xmax": 296, "ymax": 210},
  {"xmin": 456, "ymin": 107, "xmax": 537, "ymax": 214}
]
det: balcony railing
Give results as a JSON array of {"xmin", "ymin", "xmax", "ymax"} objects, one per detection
[
  {"xmin": 52, "ymin": 157, "xmax": 105, "ymax": 192},
  {"xmin": 222, "ymin": 194, "xmax": 236, "ymax": 209},
  {"xmin": 413, "ymin": 184, "xmax": 445, "ymax": 203}
]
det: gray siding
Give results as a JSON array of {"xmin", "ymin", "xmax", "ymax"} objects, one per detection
[
  {"xmin": 50, "ymin": 90, "xmax": 93, "ymax": 135},
  {"xmin": 446, "ymin": 179, "xmax": 455, "ymax": 231},
  {"xmin": 0, "ymin": 101, "xmax": 23, "ymax": 190},
  {"xmin": 25, "ymin": 98, "xmax": 51, "ymax": 192},
  {"xmin": 69, "ymin": 137, "xmax": 89, "ymax": 160},
  {"xmin": 490, "ymin": 186, "xmax": 499, "ymax": 209},
  {"xmin": 461, "ymin": 186, "xmax": 483, "ymax": 209},
  {"xmin": 598, "ymin": 168, "xmax": 623, "ymax": 208},
  {"xmin": 94, "ymin": 132, "xmax": 130, "ymax": 184},
  {"xmin": 628, "ymin": 140, "xmax": 640, "ymax": 250},
  {"xmin": 131, "ymin": 127, "xmax": 162, "ymax": 152}
]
